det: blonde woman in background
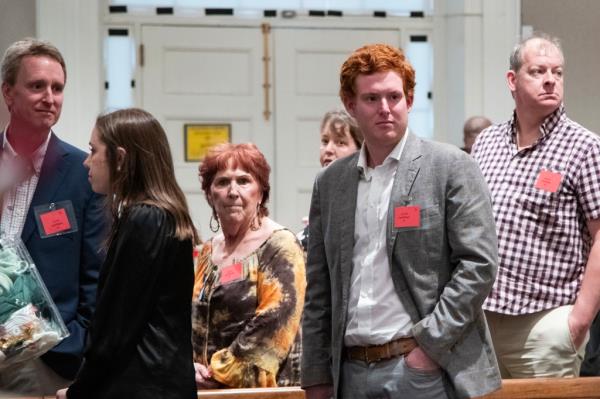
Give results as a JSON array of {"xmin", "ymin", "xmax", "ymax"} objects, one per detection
[{"xmin": 298, "ymin": 110, "xmax": 363, "ymax": 250}]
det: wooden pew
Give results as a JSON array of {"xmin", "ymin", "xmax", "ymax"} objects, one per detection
[
  {"xmin": 197, "ymin": 387, "xmax": 305, "ymax": 399},
  {"xmin": 0, "ymin": 389, "xmax": 306, "ymax": 399},
  {"xmin": 4, "ymin": 378, "xmax": 600, "ymax": 399},
  {"xmin": 0, "ymin": 389, "xmax": 304, "ymax": 399},
  {"xmin": 479, "ymin": 377, "xmax": 600, "ymax": 399},
  {"xmin": 0, "ymin": 397, "xmax": 55, "ymax": 399},
  {"xmin": 195, "ymin": 378, "xmax": 600, "ymax": 399}
]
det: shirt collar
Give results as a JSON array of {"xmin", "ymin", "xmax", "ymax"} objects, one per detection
[
  {"xmin": 541, "ymin": 104, "xmax": 566, "ymax": 135},
  {"xmin": 508, "ymin": 104, "xmax": 566, "ymax": 143},
  {"xmin": 2, "ymin": 127, "xmax": 52, "ymax": 175},
  {"xmin": 357, "ymin": 128, "xmax": 409, "ymax": 177},
  {"xmin": 2, "ymin": 126, "xmax": 52, "ymax": 175}
]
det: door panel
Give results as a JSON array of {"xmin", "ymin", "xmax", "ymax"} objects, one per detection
[
  {"xmin": 273, "ymin": 28, "xmax": 401, "ymax": 232},
  {"xmin": 141, "ymin": 25, "xmax": 272, "ymax": 240},
  {"xmin": 141, "ymin": 24, "xmax": 401, "ymax": 239}
]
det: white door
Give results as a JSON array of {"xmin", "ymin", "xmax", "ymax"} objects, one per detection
[
  {"xmin": 140, "ymin": 24, "xmax": 401, "ymax": 238},
  {"xmin": 141, "ymin": 25, "xmax": 273, "ymax": 240},
  {"xmin": 273, "ymin": 28, "xmax": 401, "ymax": 231}
]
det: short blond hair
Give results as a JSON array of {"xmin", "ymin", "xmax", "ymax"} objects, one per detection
[{"xmin": 1, "ymin": 38, "xmax": 66, "ymax": 86}]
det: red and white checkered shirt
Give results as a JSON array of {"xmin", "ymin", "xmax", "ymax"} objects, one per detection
[
  {"xmin": 0, "ymin": 130, "xmax": 50, "ymax": 239},
  {"xmin": 472, "ymin": 105, "xmax": 600, "ymax": 315}
]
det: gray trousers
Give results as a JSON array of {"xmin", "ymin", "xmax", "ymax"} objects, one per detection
[{"xmin": 341, "ymin": 356, "xmax": 448, "ymax": 399}]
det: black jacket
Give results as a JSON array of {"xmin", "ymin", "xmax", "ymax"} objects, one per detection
[{"xmin": 67, "ymin": 204, "xmax": 196, "ymax": 399}]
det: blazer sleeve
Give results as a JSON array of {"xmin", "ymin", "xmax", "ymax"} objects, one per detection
[
  {"xmin": 301, "ymin": 176, "xmax": 334, "ymax": 388},
  {"xmin": 67, "ymin": 205, "xmax": 174, "ymax": 398},
  {"xmin": 411, "ymin": 156, "xmax": 498, "ymax": 364}
]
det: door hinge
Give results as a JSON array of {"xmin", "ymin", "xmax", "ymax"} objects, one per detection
[{"xmin": 139, "ymin": 44, "xmax": 145, "ymax": 67}]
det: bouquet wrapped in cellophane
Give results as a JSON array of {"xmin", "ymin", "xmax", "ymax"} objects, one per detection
[{"xmin": 0, "ymin": 237, "xmax": 68, "ymax": 369}]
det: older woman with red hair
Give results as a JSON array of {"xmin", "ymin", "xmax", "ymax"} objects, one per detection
[{"xmin": 192, "ymin": 143, "xmax": 305, "ymax": 389}]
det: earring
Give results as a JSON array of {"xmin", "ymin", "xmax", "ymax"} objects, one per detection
[
  {"xmin": 209, "ymin": 210, "xmax": 220, "ymax": 233},
  {"xmin": 250, "ymin": 203, "xmax": 262, "ymax": 231}
]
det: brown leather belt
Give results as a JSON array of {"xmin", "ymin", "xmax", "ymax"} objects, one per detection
[{"xmin": 345, "ymin": 337, "xmax": 417, "ymax": 364}]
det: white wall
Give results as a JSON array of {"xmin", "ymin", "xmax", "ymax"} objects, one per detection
[
  {"xmin": 434, "ymin": 0, "xmax": 520, "ymax": 146},
  {"xmin": 0, "ymin": 0, "xmax": 37, "ymax": 130},
  {"xmin": 482, "ymin": 0, "xmax": 521, "ymax": 124},
  {"xmin": 33, "ymin": 0, "xmax": 520, "ymax": 149},
  {"xmin": 522, "ymin": 0, "xmax": 600, "ymax": 134},
  {"xmin": 36, "ymin": 0, "xmax": 102, "ymax": 150}
]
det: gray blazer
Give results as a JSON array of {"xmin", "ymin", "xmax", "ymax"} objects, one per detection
[{"xmin": 301, "ymin": 133, "xmax": 501, "ymax": 399}]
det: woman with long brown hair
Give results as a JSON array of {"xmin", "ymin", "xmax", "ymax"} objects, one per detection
[{"xmin": 57, "ymin": 108, "xmax": 198, "ymax": 399}]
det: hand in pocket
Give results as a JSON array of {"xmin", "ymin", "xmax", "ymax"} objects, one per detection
[
  {"xmin": 405, "ymin": 346, "xmax": 440, "ymax": 371},
  {"xmin": 567, "ymin": 311, "xmax": 588, "ymax": 350}
]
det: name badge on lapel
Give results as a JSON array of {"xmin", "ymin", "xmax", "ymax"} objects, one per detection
[
  {"xmin": 394, "ymin": 205, "xmax": 421, "ymax": 228},
  {"xmin": 33, "ymin": 200, "xmax": 78, "ymax": 238}
]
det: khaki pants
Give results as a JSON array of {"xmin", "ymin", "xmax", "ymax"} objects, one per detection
[
  {"xmin": 486, "ymin": 305, "xmax": 589, "ymax": 378},
  {"xmin": 0, "ymin": 357, "xmax": 71, "ymax": 396}
]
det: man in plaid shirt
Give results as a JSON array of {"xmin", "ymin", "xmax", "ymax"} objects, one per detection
[{"xmin": 471, "ymin": 32, "xmax": 600, "ymax": 378}]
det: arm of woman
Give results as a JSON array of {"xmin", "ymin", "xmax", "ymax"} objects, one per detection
[
  {"xmin": 210, "ymin": 230, "xmax": 306, "ymax": 387},
  {"xmin": 67, "ymin": 205, "xmax": 180, "ymax": 398},
  {"xmin": 194, "ymin": 362, "xmax": 221, "ymax": 389},
  {"xmin": 192, "ymin": 243, "xmax": 222, "ymax": 389}
]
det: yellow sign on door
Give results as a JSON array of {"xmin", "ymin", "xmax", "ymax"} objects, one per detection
[{"xmin": 184, "ymin": 124, "xmax": 231, "ymax": 162}]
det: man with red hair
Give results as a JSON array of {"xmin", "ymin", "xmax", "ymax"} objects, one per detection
[{"xmin": 301, "ymin": 43, "xmax": 501, "ymax": 399}]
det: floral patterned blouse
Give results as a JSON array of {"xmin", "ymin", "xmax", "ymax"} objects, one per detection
[{"xmin": 192, "ymin": 229, "xmax": 306, "ymax": 388}]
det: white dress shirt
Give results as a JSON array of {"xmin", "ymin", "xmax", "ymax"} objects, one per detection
[
  {"xmin": 0, "ymin": 130, "xmax": 51, "ymax": 238},
  {"xmin": 344, "ymin": 131, "xmax": 413, "ymax": 346}
]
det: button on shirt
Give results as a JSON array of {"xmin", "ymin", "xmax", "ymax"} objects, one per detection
[
  {"xmin": 344, "ymin": 132, "xmax": 413, "ymax": 346},
  {"xmin": 471, "ymin": 105, "xmax": 600, "ymax": 315},
  {"xmin": 0, "ymin": 130, "xmax": 51, "ymax": 238}
]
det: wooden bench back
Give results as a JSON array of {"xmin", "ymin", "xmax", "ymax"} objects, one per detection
[
  {"xmin": 195, "ymin": 378, "xmax": 600, "ymax": 399},
  {"xmin": 197, "ymin": 387, "xmax": 305, "ymax": 399},
  {"xmin": 479, "ymin": 377, "xmax": 600, "ymax": 399},
  {"xmin": 6, "ymin": 378, "xmax": 600, "ymax": 399}
]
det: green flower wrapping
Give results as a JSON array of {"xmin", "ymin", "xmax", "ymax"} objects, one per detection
[{"xmin": 0, "ymin": 238, "xmax": 69, "ymax": 368}]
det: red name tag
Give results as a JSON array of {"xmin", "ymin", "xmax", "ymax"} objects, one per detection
[
  {"xmin": 39, "ymin": 208, "xmax": 71, "ymax": 235},
  {"xmin": 220, "ymin": 262, "xmax": 243, "ymax": 285},
  {"xmin": 394, "ymin": 206, "xmax": 421, "ymax": 228},
  {"xmin": 534, "ymin": 170, "xmax": 562, "ymax": 193}
]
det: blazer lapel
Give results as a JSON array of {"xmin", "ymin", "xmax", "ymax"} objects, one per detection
[
  {"xmin": 21, "ymin": 133, "xmax": 69, "ymax": 243},
  {"xmin": 387, "ymin": 133, "xmax": 422, "ymax": 260},
  {"xmin": 334, "ymin": 155, "xmax": 360, "ymax": 304}
]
